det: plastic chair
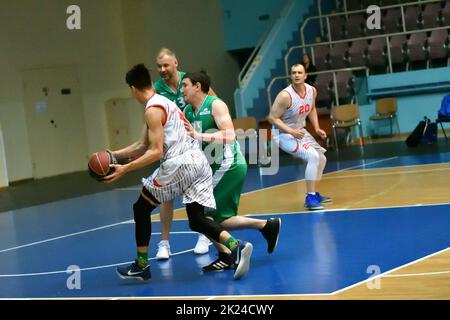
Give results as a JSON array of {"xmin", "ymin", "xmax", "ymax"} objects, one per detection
[
  {"xmin": 369, "ymin": 98, "xmax": 399, "ymax": 136},
  {"xmin": 331, "ymin": 104, "xmax": 364, "ymax": 151}
]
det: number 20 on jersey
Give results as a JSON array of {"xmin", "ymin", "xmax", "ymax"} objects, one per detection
[{"xmin": 299, "ymin": 104, "xmax": 310, "ymax": 115}]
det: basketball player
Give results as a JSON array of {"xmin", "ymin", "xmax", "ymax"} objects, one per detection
[
  {"xmin": 267, "ymin": 63, "xmax": 331, "ymax": 210},
  {"xmin": 154, "ymin": 47, "xmax": 215, "ymax": 259},
  {"xmin": 181, "ymin": 71, "xmax": 281, "ymax": 271},
  {"xmin": 104, "ymin": 64, "xmax": 253, "ymax": 281}
]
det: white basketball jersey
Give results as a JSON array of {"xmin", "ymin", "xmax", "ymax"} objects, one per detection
[
  {"xmin": 145, "ymin": 92, "xmax": 197, "ymax": 160},
  {"xmin": 278, "ymin": 83, "xmax": 315, "ymax": 130}
]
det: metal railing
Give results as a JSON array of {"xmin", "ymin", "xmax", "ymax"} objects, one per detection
[
  {"xmin": 286, "ymin": 25, "xmax": 450, "ymax": 76},
  {"xmin": 237, "ymin": 0, "xmax": 291, "ymax": 88},
  {"xmin": 300, "ymin": 0, "xmax": 443, "ymax": 50}
]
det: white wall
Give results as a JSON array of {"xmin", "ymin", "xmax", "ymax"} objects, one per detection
[
  {"xmin": 220, "ymin": 0, "xmax": 285, "ymax": 50},
  {"xmin": 121, "ymin": 0, "xmax": 240, "ymax": 112},
  {"xmin": 0, "ymin": 0, "xmax": 130, "ymax": 181},
  {"xmin": 0, "ymin": 0, "xmax": 240, "ymax": 182},
  {"xmin": 0, "ymin": 121, "xmax": 8, "ymax": 187}
]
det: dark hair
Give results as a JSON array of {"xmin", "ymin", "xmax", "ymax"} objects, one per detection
[
  {"xmin": 126, "ymin": 64, "xmax": 152, "ymax": 90},
  {"xmin": 303, "ymin": 52, "xmax": 312, "ymax": 61},
  {"xmin": 183, "ymin": 71, "xmax": 211, "ymax": 93}
]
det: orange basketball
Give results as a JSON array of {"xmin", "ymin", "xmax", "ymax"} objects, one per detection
[{"xmin": 88, "ymin": 151, "xmax": 113, "ymax": 181}]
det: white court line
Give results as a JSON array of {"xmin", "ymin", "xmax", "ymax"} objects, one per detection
[
  {"xmin": 115, "ymin": 156, "xmax": 401, "ymax": 193},
  {"xmin": 2, "ymin": 155, "xmax": 447, "ymax": 297},
  {"xmin": 20, "ymin": 246, "xmax": 450, "ymax": 299},
  {"xmin": 243, "ymin": 156, "xmax": 399, "ymax": 195},
  {"xmin": 0, "ymin": 157, "xmax": 397, "ymax": 254},
  {"xmin": 237, "ymin": 202, "xmax": 450, "ymax": 218},
  {"xmin": 109, "ymin": 247, "xmax": 450, "ymax": 300},
  {"xmin": 116, "ymin": 158, "xmax": 450, "ymax": 192},
  {"xmin": 0, "ymin": 221, "xmax": 130, "ymax": 254},
  {"xmin": 382, "ymin": 270, "xmax": 450, "ymax": 277},
  {"xmin": 2, "ymin": 202, "xmax": 449, "ymax": 255},
  {"xmin": 0, "ymin": 232, "xmax": 199, "ymax": 278},
  {"xmin": 331, "ymin": 247, "xmax": 450, "ymax": 295},
  {"xmin": 322, "ymin": 166, "xmax": 450, "ymax": 180}
]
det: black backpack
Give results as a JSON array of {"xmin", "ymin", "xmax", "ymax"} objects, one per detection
[
  {"xmin": 406, "ymin": 117, "xmax": 436, "ymax": 147},
  {"xmin": 421, "ymin": 119, "xmax": 437, "ymax": 144}
]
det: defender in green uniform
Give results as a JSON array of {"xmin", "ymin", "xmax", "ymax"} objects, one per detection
[
  {"xmin": 154, "ymin": 69, "xmax": 186, "ymax": 110},
  {"xmin": 184, "ymin": 94, "xmax": 246, "ymax": 222},
  {"xmin": 153, "ymin": 48, "xmax": 216, "ymax": 259},
  {"xmin": 182, "ymin": 71, "xmax": 281, "ymax": 272}
]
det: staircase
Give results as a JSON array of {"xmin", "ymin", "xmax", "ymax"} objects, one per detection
[{"xmin": 235, "ymin": 0, "xmax": 337, "ymax": 120}]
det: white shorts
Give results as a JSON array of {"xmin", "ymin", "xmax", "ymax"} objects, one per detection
[
  {"xmin": 273, "ymin": 129, "xmax": 326, "ymax": 159},
  {"xmin": 142, "ymin": 149, "xmax": 216, "ymax": 210}
]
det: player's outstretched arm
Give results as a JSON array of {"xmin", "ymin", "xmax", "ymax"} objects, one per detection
[
  {"xmin": 108, "ymin": 124, "xmax": 149, "ymax": 164},
  {"xmin": 104, "ymin": 107, "xmax": 164, "ymax": 183}
]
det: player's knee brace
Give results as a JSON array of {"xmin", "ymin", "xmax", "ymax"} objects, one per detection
[
  {"xmin": 317, "ymin": 153, "xmax": 327, "ymax": 179},
  {"xmin": 305, "ymin": 149, "xmax": 321, "ymax": 180},
  {"xmin": 133, "ymin": 189, "xmax": 157, "ymax": 247},
  {"xmin": 186, "ymin": 202, "xmax": 223, "ymax": 242}
]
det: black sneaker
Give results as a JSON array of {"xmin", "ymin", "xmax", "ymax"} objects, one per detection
[
  {"xmin": 260, "ymin": 218, "xmax": 281, "ymax": 254},
  {"xmin": 116, "ymin": 260, "xmax": 151, "ymax": 281},
  {"xmin": 202, "ymin": 252, "xmax": 235, "ymax": 272}
]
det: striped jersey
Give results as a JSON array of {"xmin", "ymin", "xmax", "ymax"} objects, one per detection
[{"xmin": 145, "ymin": 92, "xmax": 197, "ymax": 161}]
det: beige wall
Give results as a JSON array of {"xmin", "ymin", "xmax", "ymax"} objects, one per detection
[
  {"xmin": 0, "ymin": 0, "xmax": 239, "ymax": 182},
  {"xmin": 0, "ymin": 0, "xmax": 131, "ymax": 181},
  {"xmin": 121, "ymin": 0, "xmax": 240, "ymax": 113},
  {"xmin": 0, "ymin": 121, "xmax": 8, "ymax": 187}
]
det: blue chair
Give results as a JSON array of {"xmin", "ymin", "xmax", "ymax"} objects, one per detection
[{"xmin": 436, "ymin": 116, "xmax": 450, "ymax": 141}]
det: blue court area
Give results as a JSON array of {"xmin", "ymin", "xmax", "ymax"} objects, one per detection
[{"xmin": 0, "ymin": 153, "xmax": 449, "ymax": 298}]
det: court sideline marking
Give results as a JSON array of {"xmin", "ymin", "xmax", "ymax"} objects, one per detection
[{"xmin": 0, "ymin": 157, "xmax": 397, "ymax": 254}]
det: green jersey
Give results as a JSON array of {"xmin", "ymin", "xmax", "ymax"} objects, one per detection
[
  {"xmin": 184, "ymin": 95, "xmax": 247, "ymax": 222},
  {"xmin": 154, "ymin": 71, "xmax": 186, "ymax": 110},
  {"xmin": 184, "ymin": 96, "xmax": 242, "ymax": 169}
]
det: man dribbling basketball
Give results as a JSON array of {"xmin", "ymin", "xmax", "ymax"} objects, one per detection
[{"xmin": 103, "ymin": 64, "xmax": 253, "ymax": 282}]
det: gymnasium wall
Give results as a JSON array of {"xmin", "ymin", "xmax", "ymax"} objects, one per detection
[
  {"xmin": 359, "ymin": 93, "xmax": 446, "ymax": 138},
  {"xmin": 120, "ymin": 0, "xmax": 240, "ymax": 114},
  {"xmin": 220, "ymin": 0, "xmax": 286, "ymax": 51},
  {"xmin": 0, "ymin": 0, "xmax": 129, "ymax": 182},
  {"xmin": 0, "ymin": 0, "xmax": 240, "ymax": 182}
]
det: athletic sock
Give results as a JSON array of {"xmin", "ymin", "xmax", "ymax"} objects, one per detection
[
  {"xmin": 137, "ymin": 252, "xmax": 148, "ymax": 268},
  {"xmin": 225, "ymin": 237, "xmax": 239, "ymax": 251}
]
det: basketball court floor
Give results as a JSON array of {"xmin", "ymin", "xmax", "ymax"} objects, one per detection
[{"xmin": 0, "ymin": 144, "xmax": 449, "ymax": 299}]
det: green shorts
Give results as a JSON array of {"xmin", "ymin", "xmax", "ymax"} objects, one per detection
[{"xmin": 206, "ymin": 151, "xmax": 247, "ymax": 223}]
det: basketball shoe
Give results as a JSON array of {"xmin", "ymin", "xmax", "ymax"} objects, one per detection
[
  {"xmin": 116, "ymin": 260, "xmax": 151, "ymax": 281},
  {"xmin": 231, "ymin": 240, "xmax": 253, "ymax": 280},
  {"xmin": 260, "ymin": 218, "xmax": 281, "ymax": 253},
  {"xmin": 315, "ymin": 192, "xmax": 332, "ymax": 203},
  {"xmin": 304, "ymin": 193, "xmax": 324, "ymax": 210}
]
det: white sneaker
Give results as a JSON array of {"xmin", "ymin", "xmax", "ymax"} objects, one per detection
[
  {"xmin": 156, "ymin": 240, "xmax": 171, "ymax": 260},
  {"xmin": 194, "ymin": 234, "xmax": 211, "ymax": 255}
]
